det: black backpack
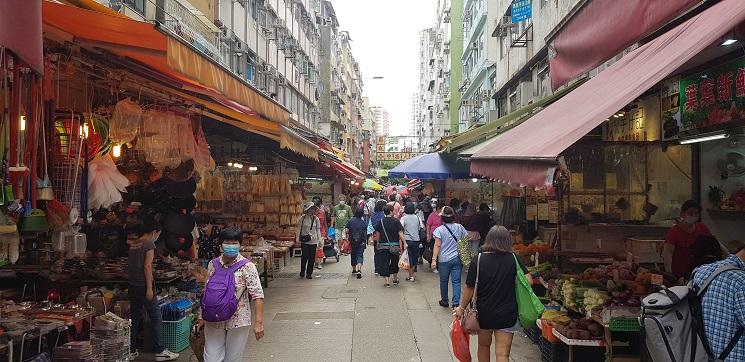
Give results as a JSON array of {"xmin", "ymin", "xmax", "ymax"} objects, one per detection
[{"xmin": 348, "ymin": 220, "xmax": 367, "ymax": 245}]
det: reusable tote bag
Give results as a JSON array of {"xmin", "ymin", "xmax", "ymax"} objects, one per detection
[{"xmin": 513, "ymin": 254, "xmax": 544, "ymax": 328}]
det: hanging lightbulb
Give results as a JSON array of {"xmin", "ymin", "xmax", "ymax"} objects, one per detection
[
  {"xmin": 471, "ymin": 178, "xmax": 478, "ymax": 183},
  {"xmin": 112, "ymin": 144, "xmax": 122, "ymax": 158},
  {"xmin": 227, "ymin": 162, "xmax": 234, "ymax": 167},
  {"xmin": 82, "ymin": 123, "xmax": 89, "ymax": 139},
  {"xmin": 19, "ymin": 115, "xmax": 26, "ymax": 131}
]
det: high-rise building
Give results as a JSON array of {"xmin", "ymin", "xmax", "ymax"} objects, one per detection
[
  {"xmin": 414, "ymin": 0, "xmax": 464, "ymax": 152},
  {"xmin": 371, "ymin": 106, "xmax": 390, "ymax": 137}
]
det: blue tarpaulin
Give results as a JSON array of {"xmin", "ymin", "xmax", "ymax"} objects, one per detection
[{"xmin": 388, "ymin": 153, "xmax": 470, "ymax": 180}]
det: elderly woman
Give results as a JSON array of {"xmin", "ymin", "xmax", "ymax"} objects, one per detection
[
  {"xmin": 454, "ymin": 225, "xmax": 529, "ymax": 362},
  {"xmin": 297, "ymin": 201, "xmax": 322, "ymax": 279},
  {"xmin": 201, "ymin": 227, "xmax": 265, "ymax": 362}
]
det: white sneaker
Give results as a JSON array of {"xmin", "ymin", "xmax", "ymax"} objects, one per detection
[{"xmin": 155, "ymin": 349, "xmax": 179, "ymax": 361}]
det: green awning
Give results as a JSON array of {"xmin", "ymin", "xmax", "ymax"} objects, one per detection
[{"xmin": 445, "ymin": 79, "xmax": 585, "ymax": 152}]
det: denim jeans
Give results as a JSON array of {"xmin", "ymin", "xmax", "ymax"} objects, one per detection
[
  {"xmin": 438, "ymin": 258, "xmax": 462, "ymax": 306},
  {"xmin": 129, "ymin": 285, "xmax": 164, "ymax": 353},
  {"xmin": 350, "ymin": 243, "xmax": 365, "ymax": 266},
  {"xmin": 406, "ymin": 241, "xmax": 420, "ymax": 272}
]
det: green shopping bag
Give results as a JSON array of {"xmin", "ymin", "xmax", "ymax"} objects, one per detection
[{"xmin": 513, "ymin": 253, "xmax": 544, "ymax": 328}]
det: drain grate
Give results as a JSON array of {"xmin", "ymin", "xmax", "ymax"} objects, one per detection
[{"xmin": 274, "ymin": 272, "xmax": 350, "ymax": 279}]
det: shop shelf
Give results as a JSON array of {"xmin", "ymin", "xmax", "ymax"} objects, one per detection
[{"xmin": 162, "ymin": 315, "xmax": 192, "ymax": 353}]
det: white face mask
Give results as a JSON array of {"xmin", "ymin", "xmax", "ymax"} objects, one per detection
[{"xmin": 339, "ymin": 201, "xmax": 346, "ymax": 206}]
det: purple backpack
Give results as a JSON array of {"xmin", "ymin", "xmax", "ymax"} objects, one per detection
[{"xmin": 201, "ymin": 258, "xmax": 249, "ymax": 322}]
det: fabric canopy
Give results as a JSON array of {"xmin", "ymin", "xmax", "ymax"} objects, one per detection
[
  {"xmin": 389, "ymin": 153, "xmax": 470, "ymax": 180},
  {"xmin": 549, "ymin": 0, "xmax": 700, "ymax": 90},
  {"xmin": 1, "ymin": 0, "xmax": 43, "ymax": 72},
  {"xmin": 279, "ymin": 126, "xmax": 319, "ymax": 160},
  {"xmin": 472, "ymin": 0, "xmax": 745, "ymax": 186}
]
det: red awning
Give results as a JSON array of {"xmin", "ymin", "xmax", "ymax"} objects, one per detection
[
  {"xmin": 548, "ymin": 0, "xmax": 699, "ymax": 90},
  {"xmin": 472, "ymin": 0, "xmax": 745, "ymax": 186},
  {"xmin": 1, "ymin": 0, "xmax": 43, "ymax": 72}
]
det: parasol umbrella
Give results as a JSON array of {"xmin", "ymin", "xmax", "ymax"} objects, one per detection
[{"xmin": 363, "ymin": 178, "xmax": 383, "ymax": 191}]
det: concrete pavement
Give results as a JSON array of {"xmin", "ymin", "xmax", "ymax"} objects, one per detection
[{"xmin": 238, "ymin": 247, "xmax": 540, "ymax": 362}]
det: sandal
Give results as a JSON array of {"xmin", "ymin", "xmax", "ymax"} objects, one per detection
[
  {"xmin": 392, "ymin": 279, "xmax": 400, "ymax": 285},
  {"xmin": 384, "ymin": 283, "xmax": 391, "ymax": 288}
]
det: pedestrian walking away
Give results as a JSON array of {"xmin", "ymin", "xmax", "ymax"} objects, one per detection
[
  {"xmin": 454, "ymin": 226, "xmax": 529, "ymax": 362},
  {"xmin": 374, "ymin": 204, "xmax": 405, "ymax": 287},
  {"xmin": 296, "ymin": 202, "xmax": 322, "ymax": 279},
  {"xmin": 311, "ymin": 196, "xmax": 329, "ymax": 269},
  {"xmin": 199, "ymin": 227, "xmax": 265, "ymax": 362},
  {"xmin": 332, "ymin": 197, "xmax": 353, "ymax": 252},
  {"xmin": 401, "ymin": 202, "xmax": 422, "ymax": 282},
  {"xmin": 346, "ymin": 208, "xmax": 368, "ymax": 278},
  {"xmin": 431, "ymin": 206, "xmax": 468, "ymax": 308},
  {"xmin": 368, "ymin": 200, "xmax": 387, "ymax": 276},
  {"xmin": 126, "ymin": 216, "xmax": 179, "ymax": 361}
]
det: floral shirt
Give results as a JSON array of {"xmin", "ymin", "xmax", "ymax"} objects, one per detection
[{"xmin": 204, "ymin": 254, "xmax": 264, "ymax": 330}]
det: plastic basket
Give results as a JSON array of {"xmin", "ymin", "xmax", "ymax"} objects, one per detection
[
  {"xmin": 539, "ymin": 337, "xmax": 567, "ymax": 362},
  {"xmin": 524, "ymin": 325, "xmax": 541, "ymax": 344},
  {"xmin": 609, "ymin": 317, "xmax": 640, "ymax": 332},
  {"xmin": 162, "ymin": 315, "xmax": 192, "ymax": 352}
]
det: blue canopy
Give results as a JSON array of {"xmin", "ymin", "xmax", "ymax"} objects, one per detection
[{"xmin": 388, "ymin": 153, "xmax": 470, "ymax": 180}]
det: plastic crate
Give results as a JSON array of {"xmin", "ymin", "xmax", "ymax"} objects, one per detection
[
  {"xmin": 162, "ymin": 315, "xmax": 192, "ymax": 352},
  {"xmin": 161, "ymin": 299, "xmax": 194, "ymax": 321},
  {"xmin": 539, "ymin": 337, "xmax": 567, "ymax": 362},
  {"xmin": 610, "ymin": 317, "xmax": 640, "ymax": 332},
  {"xmin": 524, "ymin": 325, "xmax": 540, "ymax": 344}
]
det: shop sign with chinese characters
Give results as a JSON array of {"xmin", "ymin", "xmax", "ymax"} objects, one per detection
[
  {"xmin": 376, "ymin": 152, "xmax": 424, "ymax": 161},
  {"xmin": 603, "ymin": 106, "xmax": 648, "ymax": 141},
  {"xmin": 679, "ymin": 56, "xmax": 745, "ymax": 132}
]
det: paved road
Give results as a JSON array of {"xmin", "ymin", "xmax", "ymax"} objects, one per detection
[{"xmin": 146, "ymin": 247, "xmax": 539, "ymax": 361}]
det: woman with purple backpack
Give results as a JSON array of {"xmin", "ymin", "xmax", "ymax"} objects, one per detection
[{"xmin": 198, "ymin": 227, "xmax": 265, "ymax": 362}]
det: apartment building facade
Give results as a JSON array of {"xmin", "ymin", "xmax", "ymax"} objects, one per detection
[
  {"xmin": 490, "ymin": 0, "xmax": 582, "ymax": 120},
  {"xmin": 458, "ymin": 0, "xmax": 501, "ymax": 131},
  {"xmin": 104, "ymin": 0, "xmax": 370, "ymax": 167},
  {"xmin": 414, "ymin": 0, "xmax": 464, "ymax": 152}
]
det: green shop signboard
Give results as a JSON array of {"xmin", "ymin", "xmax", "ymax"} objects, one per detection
[{"xmin": 679, "ymin": 56, "xmax": 745, "ymax": 134}]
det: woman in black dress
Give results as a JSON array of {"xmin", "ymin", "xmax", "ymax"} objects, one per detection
[{"xmin": 454, "ymin": 225, "xmax": 529, "ymax": 362}]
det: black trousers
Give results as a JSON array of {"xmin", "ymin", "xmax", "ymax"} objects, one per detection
[
  {"xmin": 378, "ymin": 248, "xmax": 400, "ymax": 277},
  {"xmin": 129, "ymin": 285, "xmax": 163, "ymax": 353},
  {"xmin": 300, "ymin": 243, "xmax": 316, "ymax": 277},
  {"xmin": 374, "ymin": 245, "xmax": 383, "ymax": 274}
]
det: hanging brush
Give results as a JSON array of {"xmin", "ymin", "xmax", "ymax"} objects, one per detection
[{"xmin": 9, "ymin": 67, "xmax": 29, "ymax": 175}]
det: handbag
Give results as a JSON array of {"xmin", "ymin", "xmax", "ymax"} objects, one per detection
[
  {"xmin": 461, "ymin": 253, "xmax": 481, "ymax": 334},
  {"xmin": 513, "ymin": 253, "xmax": 544, "ymax": 328},
  {"xmin": 444, "ymin": 224, "xmax": 472, "ymax": 268},
  {"xmin": 299, "ymin": 216, "xmax": 315, "ymax": 243},
  {"xmin": 379, "ymin": 218, "xmax": 400, "ymax": 254}
]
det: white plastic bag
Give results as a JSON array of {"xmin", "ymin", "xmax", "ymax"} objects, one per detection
[{"xmin": 398, "ymin": 249, "xmax": 410, "ymax": 270}]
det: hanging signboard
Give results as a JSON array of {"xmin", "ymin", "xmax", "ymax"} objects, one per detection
[
  {"xmin": 511, "ymin": 0, "xmax": 533, "ymax": 23},
  {"xmin": 678, "ymin": 55, "xmax": 745, "ymax": 135},
  {"xmin": 376, "ymin": 152, "xmax": 425, "ymax": 161}
]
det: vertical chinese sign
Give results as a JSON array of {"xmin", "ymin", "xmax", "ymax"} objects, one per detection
[{"xmin": 679, "ymin": 56, "xmax": 745, "ymax": 135}]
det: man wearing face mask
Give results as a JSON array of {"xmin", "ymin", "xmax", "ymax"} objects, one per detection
[
  {"xmin": 332, "ymin": 196, "xmax": 353, "ymax": 252},
  {"xmin": 126, "ymin": 216, "xmax": 179, "ymax": 361},
  {"xmin": 663, "ymin": 200, "xmax": 713, "ymax": 279}
]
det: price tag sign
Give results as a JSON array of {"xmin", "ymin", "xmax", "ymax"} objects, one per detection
[{"xmin": 651, "ymin": 273, "xmax": 664, "ymax": 286}]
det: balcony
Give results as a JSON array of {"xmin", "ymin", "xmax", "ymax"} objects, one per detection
[{"xmin": 159, "ymin": 0, "xmax": 226, "ymax": 66}]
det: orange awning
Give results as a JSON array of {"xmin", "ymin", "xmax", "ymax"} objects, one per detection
[{"xmin": 41, "ymin": 1, "xmax": 289, "ymax": 130}]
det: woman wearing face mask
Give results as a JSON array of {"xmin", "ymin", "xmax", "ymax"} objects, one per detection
[
  {"xmin": 663, "ymin": 200, "xmax": 712, "ymax": 279},
  {"xmin": 126, "ymin": 217, "xmax": 179, "ymax": 361},
  {"xmin": 199, "ymin": 227, "xmax": 265, "ymax": 362}
]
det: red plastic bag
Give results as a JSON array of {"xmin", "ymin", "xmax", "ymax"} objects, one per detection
[
  {"xmin": 315, "ymin": 248, "xmax": 324, "ymax": 259},
  {"xmin": 341, "ymin": 240, "xmax": 352, "ymax": 254},
  {"xmin": 451, "ymin": 318, "xmax": 471, "ymax": 362}
]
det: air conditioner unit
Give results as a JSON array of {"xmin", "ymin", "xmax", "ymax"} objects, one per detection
[
  {"xmin": 278, "ymin": 78, "xmax": 287, "ymax": 85},
  {"xmin": 481, "ymin": 90, "xmax": 491, "ymax": 101},
  {"xmin": 471, "ymin": 41, "xmax": 478, "ymax": 49},
  {"xmin": 274, "ymin": 18, "xmax": 286, "ymax": 28}
]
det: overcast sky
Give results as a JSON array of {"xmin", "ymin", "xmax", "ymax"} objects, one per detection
[{"xmin": 331, "ymin": 0, "xmax": 439, "ymax": 136}]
